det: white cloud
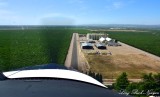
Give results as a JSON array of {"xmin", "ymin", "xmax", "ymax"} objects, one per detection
[
  {"xmin": 69, "ymin": 0, "xmax": 88, "ymax": 12},
  {"xmin": 68, "ymin": 0, "xmax": 84, "ymax": 4},
  {"xmin": 0, "ymin": 9, "xmax": 11, "ymax": 14},
  {"xmin": 0, "ymin": 0, "xmax": 29, "ymax": 25},
  {"xmin": 0, "ymin": 8, "xmax": 27, "ymax": 25},
  {"xmin": 40, "ymin": 13, "xmax": 62, "ymax": 18},
  {"xmin": 39, "ymin": 13, "xmax": 76, "ymax": 25},
  {"xmin": 41, "ymin": 17, "xmax": 75, "ymax": 25},
  {"xmin": 113, "ymin": 2, "xmax": 124, "ymax": 9},
  {"xmin": 40, "ymin": 13, "xmax": 76, "ymax": 20},
  {"xmin": 0, "ymin": 2, "xmax": 7, "ymax": 5},
  {"xmin": 112, "ymin": 0, "xmax": 136, "ymax": 9},
  {"xmin": 0, "ymin": 0, "xmax": 11, "ymax": 19},
  {"xmin": 0, "ymin": 11, "xmax": 22, "ymax": 25},
  {"xmin": 0, "ymin": 0, "xmax": 14, "ymax": 21},
  {"xmin": 105, "ymin": 0, "xmax": 129, "ymax": 11},
  {"xmin": 0, "ymin": 1, "xmax": 8, "ymax": 8}
]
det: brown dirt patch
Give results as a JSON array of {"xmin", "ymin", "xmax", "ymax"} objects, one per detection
[{"xmin": 86, "ymin": 54, "xmax": 160, "ymax": 79}]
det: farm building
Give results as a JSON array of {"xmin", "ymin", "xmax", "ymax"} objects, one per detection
[
  {"xmin": 99, "ymin": 37, "xmax": 112, "ymax": 43},
  {"xmin": 108, "ymin": 39, "xmax": 121, "ymax": 46},
  {"xmin": 95, "ymin": 43, "xmax": 107, "ymax": 49},
  {"xmin": 87, "ymin": 33, "xmax": 108, "ymax": 40},
  {"xmin": 81, "ymin": 42, "xmax": 94, "ymax": 49},
  {"xmin": 99, "ymin": 37, "xmax": 106, "ymax": 42}
]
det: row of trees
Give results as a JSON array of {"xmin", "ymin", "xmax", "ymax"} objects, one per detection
[
  {"xmin": 86, "ymin": 71, "xmax": 103, "ymax": 83},
  {"xmin": 114, "ymin": 72, "xmax": 160, "ymax": 96}
]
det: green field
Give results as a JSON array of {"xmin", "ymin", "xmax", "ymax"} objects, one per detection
[
  {"xmin": 2, "ymin": 27, "xmax": 160, "ymax": 72},
  {"xmin": 108, "ymin": 30, "xmax": 160, "ymax": 57},
  {"xmin": 0, "ymin": 28, "xmax": 89, "ymax": 71}
]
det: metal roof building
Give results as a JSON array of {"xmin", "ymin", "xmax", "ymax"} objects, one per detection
[
  {"xmin": 95, "ymin": 43, "xmax": 107, "ymax": 49},
  {"xmin": 108, "ymin": 40, "xmax": 121, "ymax": 46},
  {"xmin": 81, "ymin": 42, "xmax": 93, "ymax": 49}
]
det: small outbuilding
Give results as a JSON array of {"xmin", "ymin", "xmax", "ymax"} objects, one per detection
[
  {"xmin": 95, "ymin": 43, "xmax": 107, "ymax": 49},
  {"xmin": 108, "ymin": 39, "xmax": 121, "ymax": 46},
  {"xmin": 81, "ymin": 42, "xmax": 94, "ymax": 49}
]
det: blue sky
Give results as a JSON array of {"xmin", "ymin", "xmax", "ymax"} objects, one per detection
[{"xmin": 0, "ymin": 0, "xmax": 160, "ymax": 25}]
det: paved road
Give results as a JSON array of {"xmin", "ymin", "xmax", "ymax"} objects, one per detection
[
  {"xmin": 103, "ymin": 79, "xmax": 142, "ymax": 86},
  {"xmin": 71, "ymin": 33, "xmax": 78, "ymax": 70}
]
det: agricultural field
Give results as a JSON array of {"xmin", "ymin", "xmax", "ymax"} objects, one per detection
[
  {"xmin": 0, "ymin": 27, "xmax": 89, "ymax": 71},
  {"xmin": 108, "ymin": 30, "xmax": 160, "ymax": 57}
]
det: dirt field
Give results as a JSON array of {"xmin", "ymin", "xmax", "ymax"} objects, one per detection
[{"xmin": 84, "ymin": 42, "xmax": 160, "ymax": 79}]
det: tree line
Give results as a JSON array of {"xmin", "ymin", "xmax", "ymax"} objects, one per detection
[
  {"xmin": 86, "ymin": 71, "xmax": 103, "ymax": 83},
  {"xmin": 113, "ymin": 72, "xmax": 160, "ymax": 97}
]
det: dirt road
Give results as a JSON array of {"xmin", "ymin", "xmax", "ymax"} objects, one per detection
[
  {"xmin": 65, "ymin": 33, "xmax": 90, "ymax": 72},
  {"xmin": 65, "ymin": 33, "xmax": 79, "ymax": 70},
  {"xmin": 70, "ymin": 33, "xmax": 78, "ymax": 70}
]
